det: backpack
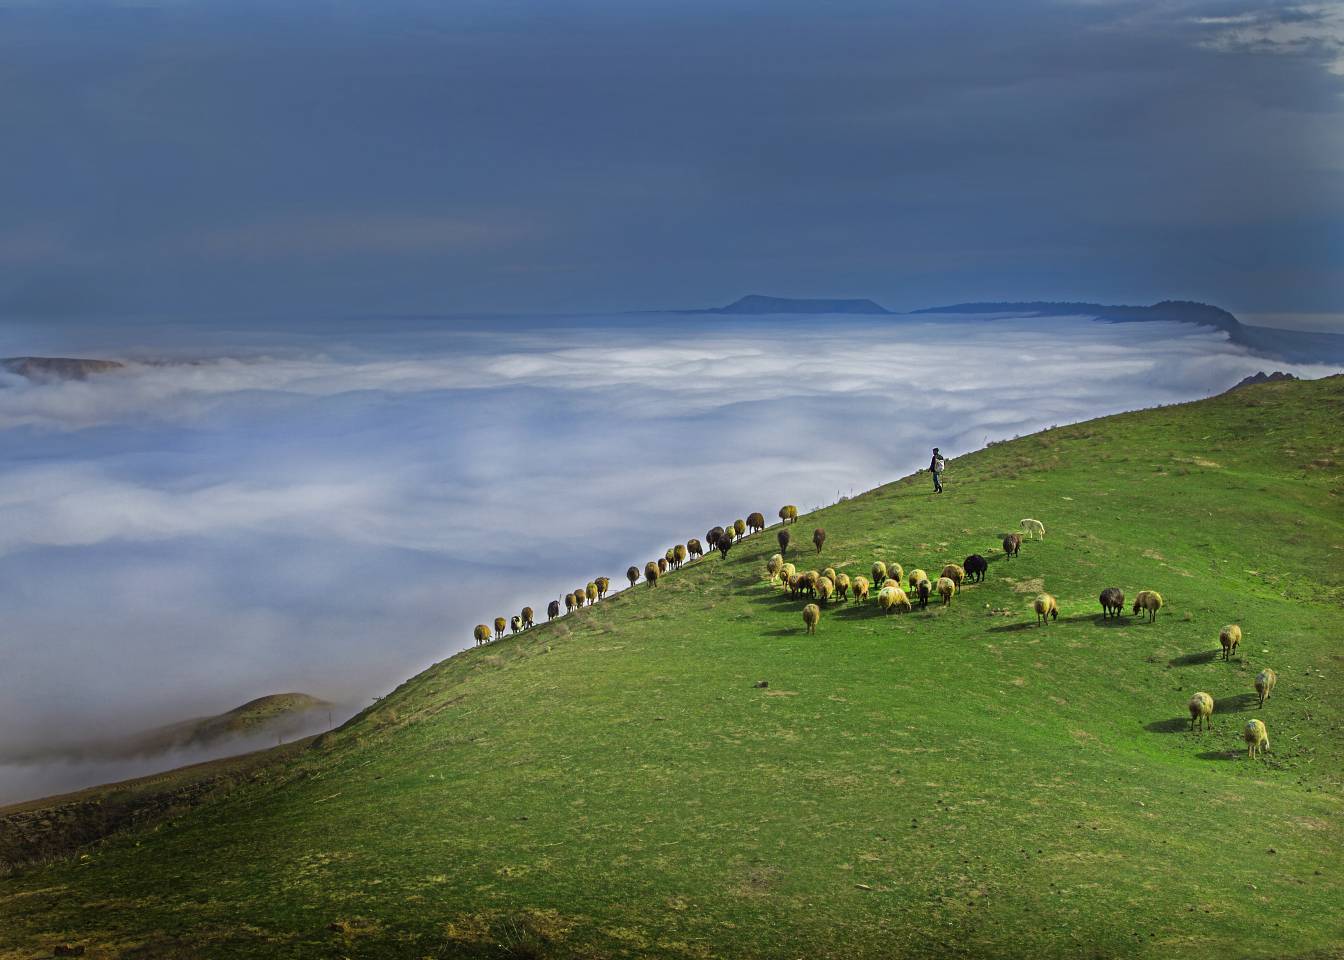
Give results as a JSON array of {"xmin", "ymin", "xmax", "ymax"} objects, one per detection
[{"xmin": 934, "ymin": 457, "xmax": 946, "ymax": 473}]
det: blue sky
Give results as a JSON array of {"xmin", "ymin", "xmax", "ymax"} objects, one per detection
[{"xmin": 1, "ymin": 0, "xmax": 1341, "ymax": 319}]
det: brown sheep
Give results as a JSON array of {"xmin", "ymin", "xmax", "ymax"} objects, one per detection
[
  {"xmin": 573, "ymin": 588, "xmax": 586, "ymax": 608},
  {"xmin": 687, "ymin": 538, "xmax": 703, "ymax": 560},
  {"xmin": 644, "ymin": 561, "xmax": 660, "ymax": 587},
  {"xmin": 717, "ymin": 534, "xmax": 733, "ymax": 559},
  {"xmin": 747, "ymin": 511, "xmax": 766, "ymax": 533},
  {"xmin": 565, "ymin": 593, "xmax": 577, "ymax": 613},
  {"xmin": 1003, "ymin": 534, "xmax": 1021, "ymax": 558},
  {"xmin": 665, "ymin": 547, "xmax": 677, "ymax": 568},
  {"xmin": 852, "ymin": 575, "xmax": 870, "ymax": 603},
  {"xmin": 1188, "ymin": 692, "xmax": 1214, "ymax": 732},
  {"xmin": 521, "ymin": 606, "xmax": 534, "ymax": 629},
  {"xmin": 1033, "ymin": 593, "xmax": 1059, "ymax": 625},
  {"xmin": 816, "ymin": 577, "xmax": 835, "ymax": 603},
  {"xmin": 936, "ymin": 576, "xmax": 956, "ymax": 604},
  {"xmin": 706, "ymin": 526, "xmax": 725, "ymax": 549},
  {"xmin": 1219, "ymin": 624, "xmax": 1241, "ymax": 661},
  {"xmin": 835, "ymin": 572, "xmax": 851, "ymax": 601},
  {"xmin": 813, "ymin": 528, "xmax": 826, "ymax": 553},
  {"xmin": 547, "ymin": 600, "xmax": 561, "ymax": 621},
  {"xmin": 493, "ymin": 617, "xmax": 507, "ymax": 640},
  {"xmin": 673, "ymin": 544, "xmax": 688, "ymax": 567},
  {"xmin": 871, "ymin": 561, "xmax": 888, "ymax": 587},
  {"xmin": 626, "ymin": 565, "xmax": 640, "ymax": 588},
  {"xmin": 916, "ymin": 579, "xmax": 931, "ymax": 608},
  {"xmin": 1255, "ymin": 668, "xmax": 1277, "ymax": 708},
  {"xmin": 940, "ymin": 564, "xmax": 965, "ymax": 589},
  {"xmin": 657, "ymin": 557, "xmax": 669, "ymax": 574},
  {"xmin": 596, "ymin": 577, "xmax": 610, "ymax": 599},
  {"xmin": 822, "ymin": 566, "xmax": 837, "ymax": 583},
  {"xmin": 473, "ymin": 624, "xmax": 491, "ymax": 646},
  {"xmin": 586, "ymin": 582, "xmax": 598, "ymax": 603},
  {"xmin": 778, "ymin": 529, "xmax": 791, "ymax": 554},
  {"xmin": 779, "ymin": 505, "xmax": 798, "ymax": 524},
  {"xmin": 1099, "ymin": 587, "xmax": 1124, "ymax": 619},
  {"xmin": 886, "ymin": 562, "xmax": 905, "ymax": 587},
  {"xmin": 802, "ymin": 603, "xmax": 820, "ymax": 634}
]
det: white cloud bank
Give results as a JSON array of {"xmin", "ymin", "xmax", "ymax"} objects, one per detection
[{"xmin": 0, "ymin": 311, "xmax": 1336, "ymax": 802}]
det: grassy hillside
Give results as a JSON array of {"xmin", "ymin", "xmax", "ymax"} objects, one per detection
[{"xmin": 2, "ymin": 376, "xmax": 1342, "ymax": 960}]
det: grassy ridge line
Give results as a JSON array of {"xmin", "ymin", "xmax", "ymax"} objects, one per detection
[{"xmin": 1, "ymin": 375, "xmax": 1341, "ymax": 959}]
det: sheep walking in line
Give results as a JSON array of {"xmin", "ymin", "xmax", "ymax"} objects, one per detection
[
  {"xmin": 574, "ymin": 587, "xmax": 587, "ymax": 608},
  {"xmin": 1020, "ymin": 518, "xmax": 1045, "ymax": 540},
  {"xmin": 1219, "ymin": 624, "xmax": 1241, "ymax": 660},
  {"xmin": 1255, "ymin": 668, "xmax": 1277, "ymax": 708},
  {"xmin": 565, "ymin": 593, "xmax": 577, "ymax": 613},
  {"xmin": 813, "ymin": 528, "xmax": 827, "ymax": 553},
  {"xmin": 1188, "ymin": 692, "xmax": 1214, "ymax": 732},
  {"xmin": 940, "ymin": 564, "xmax": 965, "ymax": 589},
  {"xmin": 673, "ymin": 544, "xmax": 688, "ymax": 568},
  {"xmin": 1033, "ymin": 593, "xmax": 1059, "ymax": 625},
  {"xmin": 706, "ymin": 526, "xmax": 725, "ymax": 550},
  {"xmin": 1099, "ymin": 588, "xmax": 1124, "ymax": 619},
  {"xmin": 916, "ymin": 579, "xmax": 931, "ymax": 609},
  {"xmin": 802, "ymin": 603, "xmax": 820, "ymax": 634},
  {"xmin": 717, "ymin": 533, "xmax": 734, "ymax": 559},
  {"xmin": 963, "ymin": 554, "xmax": 987, "ymax": 583},
  {"xmin": 822, "ymin": 566, "xmax": 837, "ymax": 583},
  {"xmin": 547, "ymin": 600, "xmax": 561, "ymax": 621},
  {"xmin": 747, "ymin": 512, "xmax": 766, "ymax": 534},
  {"xmin": 885, "ymin": 563, "xmax": 904, "ymax": 588},
  {"xmin": 586, "ymin": 582, "xmax": 599, "ymax": 604},
  {"xmin": 626, "ymin": 565, "xmax": 640, "ymax": 588},
  {"xmin": 835, "ymin": 572, "xmax": 851, "ymax": 601},
  {"xmin": 936, "ymin": 576, "xmax": 956, "ymax": 605},
  {"xmin": 766, "ymin": 554, "xmax": 784, "ymax": 583},
  {"xmin": 493, "ymin": 617, "xmax": 507, "ymax": 640},
  {"xmin": 878, "ymin": 585, "xmax": 910, "ymax": 614},
  {"xmin": 596, "ymin": 577, "xmax": 610, "ymax": 599},
  {"xmin": 734, "ymin": 519, "xmax": 747, "ymax": 540},
  {"xmin": 1132, "ymin": 590, "xmax": 1163, "ymax": 622},
  {"xmin": 687, "ymin": 538, "xmax": 704, "ymax": 560},
  {"xmin": 852, "ymin": 576, "xmax": 870, "ymax": 603},
  {"xmin": 779, "ymin": 505, "xmax": 798, "ymax": 524},
  {"xmin": 1003, "ymin": 534, "xmax": 1021, "ymax": 558},
  {"xmin": 473, "ymin": 624, "xmax": 491, "ymax": 647},
  {"xmin": 644, "ymin": 561, "xmax": 660, "ymax": 587},
  {"xmin": 657, "ymin": 558, "xmax": 669, "ymax": 575},
  {"xmin": 871, "ymin": 561, "xmax": 888, "ymax": 588},
  {"xmin": 521, "ymin": 607, "xmax": 535, "ymax": 629},
  {"xmin": 778, "ymin": 529, "xmax": 791, "ymax": 554},
  {"xmin": 1244, "ymin": 719, "xmax": 1269, "ymax": 759},
  {"xmin": 510, "ymin": 615, "xmax": 523, "ymax": 635},
  {"xmin": 816, "ymin": 577, "xmax": 835, "ymax": 603}
]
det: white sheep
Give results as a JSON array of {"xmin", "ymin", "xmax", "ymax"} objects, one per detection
[
  {"xmin": 1255, "ymin": 668, "xmax": 1277, "ymax": 708},
  {"xmin": 1188, "ymin": 691, "xmax": 1214, "ymax": 732},
  {"xmin": 1243, "ymin": 719, "xmax": 1269, "ymax": 758},
  {"xmin": 1020, "ymin": 518, "xmax": 1045, "ymax": 540}
]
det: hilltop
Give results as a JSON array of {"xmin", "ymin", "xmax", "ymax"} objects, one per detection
[
  {"xmin": 0, "ymin": 356, "xmax": 125, "ymax": 381},
  {"xmin": 2, "ymin": 376, "xmax": 1342, "ymax": 959},
  {"xmin": 696, "ymin": 294, "xmax": 892, "ymax": 314}
]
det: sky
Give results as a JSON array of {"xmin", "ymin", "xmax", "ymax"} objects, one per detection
[
  {"xmin": 1, "ymin": 310, "xmax": 1339, "ymax": 803},
  {"xmin": 0, "ymin": 0, "xmax": 1342, "ymax": 320}
]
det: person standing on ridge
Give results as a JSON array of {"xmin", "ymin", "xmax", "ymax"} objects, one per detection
[{"xmin": 929, "ymin": 447, "xmax": 945, "ymax": 493}]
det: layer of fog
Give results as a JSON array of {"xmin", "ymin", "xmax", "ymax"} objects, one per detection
[{"xmin": 0, "ymin": 312, "xmax": 1335, "ymax": 804}]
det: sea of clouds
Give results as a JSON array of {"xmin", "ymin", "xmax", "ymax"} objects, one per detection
[{"xmin": 0, "ymin": 311, "xmax": 1335, "ymax": 803}]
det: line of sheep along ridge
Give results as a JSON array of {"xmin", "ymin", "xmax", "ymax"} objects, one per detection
[{"xmin": 471, "ymin": 510, "xmax": 1279, "ymax": 761}]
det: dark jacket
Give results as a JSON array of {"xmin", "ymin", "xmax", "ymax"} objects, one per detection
[{"xmin": 929, "ymin": 454, "xmax": 943, "ymax": 472}]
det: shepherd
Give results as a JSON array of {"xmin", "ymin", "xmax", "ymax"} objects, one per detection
[{"xmin": 929, "ymin": 447, "xmax": 946, "ymax": 494}]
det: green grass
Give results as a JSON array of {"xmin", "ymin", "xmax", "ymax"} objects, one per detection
[{"xmin": 3, "ymin": 376, "xmax": 1343, "ymax": 960}]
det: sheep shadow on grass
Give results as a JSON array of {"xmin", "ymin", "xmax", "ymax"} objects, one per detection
[
  {"xmin": 1144, "ymin": 716, "xmax": 1192, "ymax": 734},
  {"xmin": 1168, "ymin": 649, "xmax": 1220, "ymax": 667},
  {"xmin": 986, "ymin": 613, "xmax": 1098, "ymax": 633},
  {"xmin": 1197, "ymin": 750, "xmax": 1240, "ymax": 762},
  {"xmin": 1213, "ymin": 692, "xmax": 1258, "ymax": 714}
]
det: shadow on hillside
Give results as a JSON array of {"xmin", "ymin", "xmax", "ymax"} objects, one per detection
[
  {"xmin": 1144, "ymin": 717, "xmax": 1192, "ymax": 734},
  {"xmin": 1197, "ymin": 749, "xmax": 1239, "ymax": 761},
  {"xmin": 986, "ymin": 613, "xmax": 1098, "ymax": 632},
  {"xmin": 763, "ymin": 627, "xmax": 808, "ymax": 637},
  {"xmin": 1168, "ymin": 649, "xmax": 1220, "ymax": 667},
  {"xmin": 1214, "ymin": 693, "xmax": 1258, "ymax": 714}
]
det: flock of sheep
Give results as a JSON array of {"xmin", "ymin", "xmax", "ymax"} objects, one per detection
[{"xmin": 471, "ymin": 506, "xmax": 1279, "ymax": 760}]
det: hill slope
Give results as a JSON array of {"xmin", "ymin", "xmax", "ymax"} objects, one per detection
[{"xmin": 2, "ymin": 377, "xmax": 1343, "ymax": 959}]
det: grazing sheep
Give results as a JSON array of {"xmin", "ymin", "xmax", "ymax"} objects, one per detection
[
  {"xmin": 1188, "ymin": 691, "xmax": 1214, "ymax": 732},
  {"xmin": 813, "ymin": 528, "xmax": 826, "ymax": 553},
  {"xmin": 1243, "ymin": 719, "xmax": 1269, "ymax": 758},
  {"xmin": 1132, "ymin": 590, "xmax": 1163, "ymax": 622},
  {"xmin": 1099, "ymin": 588, "xmax": 1124, "ymax": 619},
  {"xmin": 853, "ymin": 576, "xmax": 870, "ymax": 602},
  {"xmin": 657, "ymin": 557, "xmax": 669, "ymax": 574},
  {"xmin": 573, "ymin": 589, "xmax": 586, "ymax": 608},
  {"xmin": 1020, "ymin": 518, "xmax": 1046, "ymax": 540},
  {"xmin": 937, "ymin": 576, "xmax": 957, "ymax": 604},
  {"xmin": 780, "ymin": 505, "xmax": 798, "ymax": 524},
  {"xmin": 816, "ymin": 577, "xmax": 835, "ymax": 603},
  {"xmin": 747, "ymin": 512, "xmax": 766, "ymax": 534},
  {"xmin": 1219, "ymin": 624, "xmax": 1241, "ymax": 661},
  {"xmin": 780, "ymin": 562, "xmax": 796, "ymax": 584},
  {"xmin": 707, "ymin": 526, "xmax": 725, "ymax": 550},
  {"xmin": 871, "ymin": 561, "xmax": 888, "ymax": 587},
  {"xmin": 674, "ymin": 544, "xmax": 688, "ymax": 567},
  {"xmin": 766, "ymin": 555, "xmax": 784, "ymax": 582},
  {"xmin": 734, "ymin": 518, "xmax": 747, "ymax": 539},
  {"xmin": 687, "ymin": 538, "xmax": 704, "ymax": 560},
  {"xmin": 494, "ymin": 617, "xmax": 507, "ymax": 640},
  {"xmin": 565, "ymin": 593, "xmax": 577, "ymax": 613},
  {"xmin": 510, "ymin": 615, "xmax": 523, "ymax": 634},
  {"xmin": 962, "ymin": 554, "xmax": 987, "ymax": 583},
  {"xmin": 586, "ymin": 583, "xmax": 599, "ymax": 603},
  {"xmin": 886, "ymin": 562, "xmax": 904, "ymax": 587},
  {"xmin": 778, "ymin": 529, "xmax": 791, "ymax": 554},
  {"xmin": 645, "ymin": 561, "xmax": 660, "ymax": 587},
  {"xmin": 916, "ymin": 579, "xmax": 931, "ymax": 609},
  {"xmin": 1033, "ymin": 593, "xmax": 1059, "ymax": 625},
  {"xmin": 473, "ymin": 624, "xmax": 491, "ymax": 646},
  {"xmin": 803, "ymin": 570, "xmax": 820, "ymax": 596},
  {"xmin": 788, "ymin": 573, "xmax": 805, "ymax": 599},
  {"xmin": 596, "ymin": 577, "xmax": 610, "ymax": 599},
  {"xmin": 822, "ymin": 566, "xmax": 837, "ymax": 583},
  {"xmin": 665, "ymin": 547, "xmax": 677, "ymax": 569},
  {"xmin": 1255, "ymin": 668, "xmax": 1277, "ymax": 708},
  {"xmin": 908, "ymin": 569, "xmax": 928, "ymax": 593},
  {"xmin": 940, "ymin": 564, "xmax": 965, "ymax": 589},
  {"xmin": 1003, "ymin": 534, "xmax": 1021, "ymax": 558},
  {"xmin": 879, "ymin": 585, "xmax": 911, "ymax": 614},
  {"xmin": 521, "ymin": 607, "xmax": 535, "ymax": 629},
  {"xmin": 547, "ymin": 600, "xmax": 561, "ymax": 621},
  {"xmin": 717, "ymin": 534, "xmax": 734, "ymax": 559},
  {"xmin": 802, "ymin": 603, "xmax": 820, "ymax": 634},
  {"xmin": 835, "ymin": 572, "xmax": 851, "ymax": 601},
  {"xmin": 627, "ymin": 565, "xmax": 640, "ymax": 588}
]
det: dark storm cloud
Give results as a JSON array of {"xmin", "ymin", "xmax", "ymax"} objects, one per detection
[{"xmin": 0, "ymin": 0, "xmax": 1340, "ymax": 317}]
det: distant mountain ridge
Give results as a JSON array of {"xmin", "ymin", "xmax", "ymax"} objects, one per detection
[
  {"xmin": 697, "ymin": 294, "xmax": 892, "ymax": 315},
  {"xmin": 1, "ymin": 357, "xmax": 124, "ymax": 381},
  {"xmin": 913, "ymin": 299, "xmax": 1241, "ymax": 333}
]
